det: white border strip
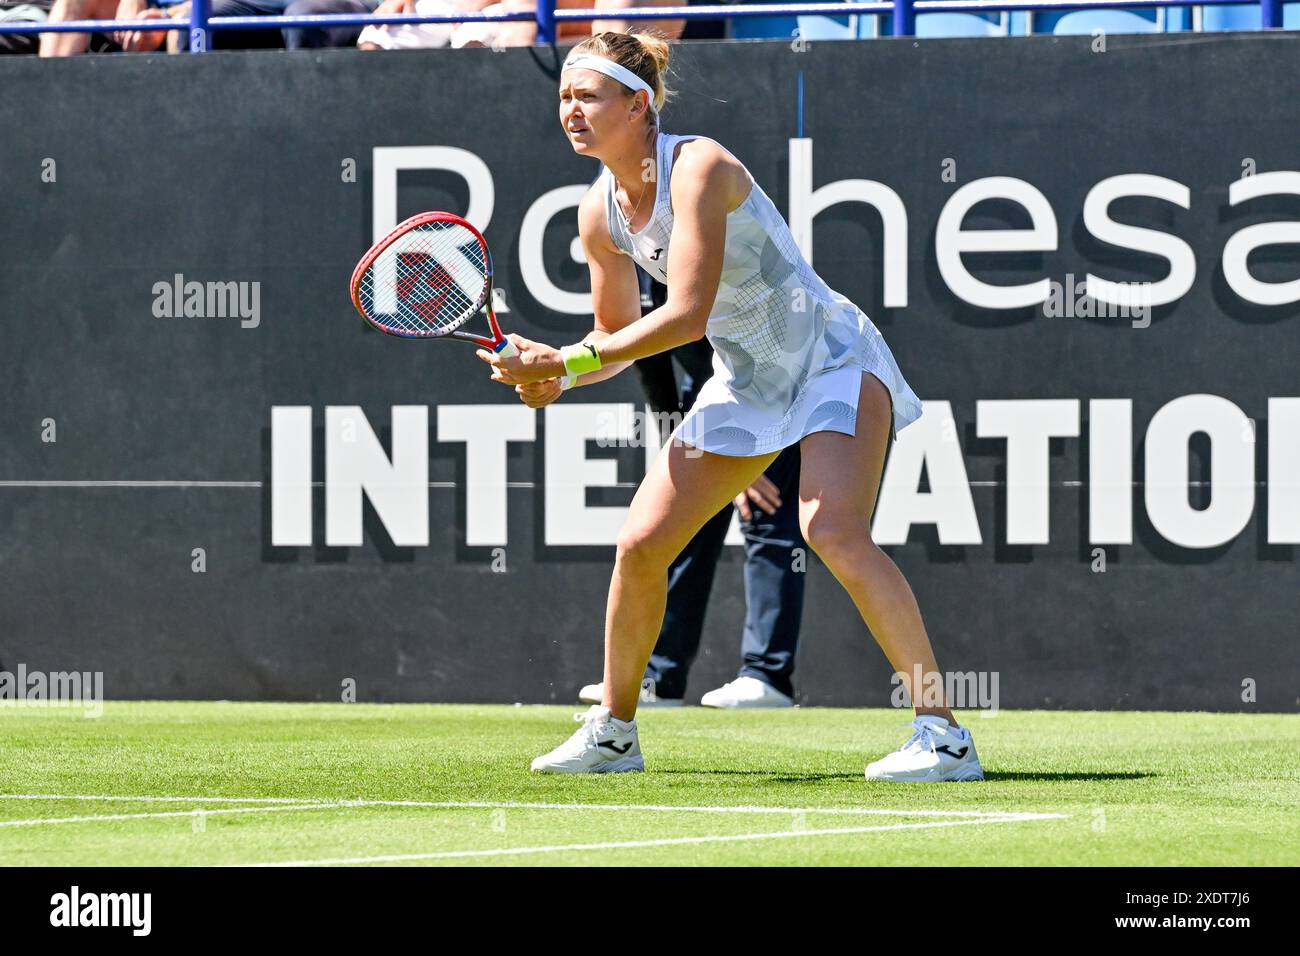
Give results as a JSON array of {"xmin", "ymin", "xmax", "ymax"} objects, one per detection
[
  {"xmin": 0, "ymin": 804, "xmax": 338, "ymax": 828},
  {"xmin": 0, "ymin": 795, "xmax": 1065, "ymax": 820},
  {"xmin": 236, "ymin": 816, "xmax": 1054, "ymax": 867},
  {"xmin": 0, "ymin": 794, "xmax": 325, "ymax": 804}
]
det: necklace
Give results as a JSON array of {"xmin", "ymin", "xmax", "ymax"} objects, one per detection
[
  {"xmin": 618, "ymin": 130, "xmax": 658, "ymax": 230},
  {"xmin": 619, "ymin": 176, "xmax": 652, "ymax": 229}
]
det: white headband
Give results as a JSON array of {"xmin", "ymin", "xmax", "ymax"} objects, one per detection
[{"xmin": 561, "ymin": 51, "xmax": 659, "ymax": 117}]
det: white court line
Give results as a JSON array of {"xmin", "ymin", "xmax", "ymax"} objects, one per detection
[
  {"xmin": 0, "ymin": 794, "xmax": 331, "ymax": 804},
  {"xmin": 236, "ymin": 816, "xmax": 1056, "ymax": 867},
  {"xmin": 368, "ymin": 800, "xmax": 1065, "ymax": 820},
  {"xmin": 0, "ymin": 795, "xmax": 1065, "ymax": 820},
  {"xmin": 0, "ymin": 804, "xmax": 344, "ymax": 828}
]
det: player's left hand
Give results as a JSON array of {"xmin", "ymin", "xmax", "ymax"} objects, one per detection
[
  {"xmin": 476, "ymin": 334, "xmax": 563, "ymax": 386},
  {"xmin": 515, "ymin": 379, "xmax": 563, "ymax": 409}
]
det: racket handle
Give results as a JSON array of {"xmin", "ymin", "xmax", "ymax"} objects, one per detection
[{"xmin": 494, "ymin": 338, "xmax": 518, "ymax": 359}]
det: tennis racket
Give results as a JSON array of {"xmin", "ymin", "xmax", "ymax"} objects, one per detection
[{"xmin": 349, "ymin": 211, "xmax": 517, "ymax": 357}]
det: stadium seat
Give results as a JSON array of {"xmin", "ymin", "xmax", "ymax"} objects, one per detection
[
  {"xmin": 728, "ymin": 15, "xmax": 799, "ymax": 39},
  {"xmin": 1031, "ymin": 9, "xmax": 1164, "ymax": 33},
  {"xmin": 723, "ymin": 2, "xmax": 1284, "ymax": 38},
  {"xmin": 796, "ymin": 14, "xmax": 855, "ymax": 38},
  {"xmin": 915, "ymin": 12, "xmax": 1009, "ymax": 36},
  {"xmin": 854, "ymin": 13, "xmax": 883, "ymax": 36},
  {"xmin": 851, "ymin": 12, "xmax": 1011, "ymax": 36},
  {"xmin": 726, "ymin": 1, "xmax": 801, "ymax": 40},
  {"xmin": 853, "ymin": 6, "xmax": 1181, "ymax": 36},
  {"xmin": 1199, "ymin": 4, "xmax": 1299, "ymax": 30},
  {"xmin": 1200, "ymin": 6, "xmax": 1261, "ymax": 29},
  {"xmin": 727, "ymin": 8, "xmax": 857, "ymax": 40}
]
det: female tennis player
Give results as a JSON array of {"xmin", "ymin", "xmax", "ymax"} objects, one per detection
[{"xmin": 477, "ymin": 31, "xmax": 984, "ymax": 783}]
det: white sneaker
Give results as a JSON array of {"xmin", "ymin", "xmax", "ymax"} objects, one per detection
[
  {"xmin": 700, "ymin": 676, "xmax": 794, "ymax": 709},
  {"xmin": 530, "ymin": 705, "xmax": 644, "ymax": 774},
  {"xmin": 576, "ymin": 678, "xmax": 683, "ymax": 708},
  {"xmin": 865, "ymin": 715, "xmax": 984, "ymax": 783}
]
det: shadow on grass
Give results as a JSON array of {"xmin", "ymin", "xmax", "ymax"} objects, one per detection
[
  {"xmin": 645, "ymin": 770, "xmax": 1155, "ymax": 783},
  {"xmin": 982, "ymin": 771, "xmax": 1154, "ymax": 782},
  {"xmin": 652, "ymin": 770, "xmax": 865, "ymax": 782}
]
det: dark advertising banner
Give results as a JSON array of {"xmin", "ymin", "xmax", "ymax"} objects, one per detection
[{"xmin": 1, "ymin": 33, "xmax": 1297, "ymax": 709}]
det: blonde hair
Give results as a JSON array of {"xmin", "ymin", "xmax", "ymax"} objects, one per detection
[{"xmin": 570, "ymin": 30, "xmax": 674, "ymax": 119}]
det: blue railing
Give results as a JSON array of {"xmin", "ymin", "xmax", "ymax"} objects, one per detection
[{"xmin": 0, "ymin": 0, "xmax": 1287, "ymax": 51}]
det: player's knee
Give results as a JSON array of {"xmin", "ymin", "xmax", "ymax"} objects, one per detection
[
  {"xmin": 800, "ymin": 510, "xmax": 868, "ymax": 568},
  {"xmin": 614, "ymin": 526, "xmax": 672, "ymax": 574}
]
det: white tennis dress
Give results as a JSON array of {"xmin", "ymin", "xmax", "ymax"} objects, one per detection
[{"xmin": 600, "ymin": 130, "xmax": 923, "ymax": 457}]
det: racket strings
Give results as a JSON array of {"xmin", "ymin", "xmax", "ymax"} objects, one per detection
[{"xmin": 357, "ymin": 221, "xmax": 489, "ymax": 337}]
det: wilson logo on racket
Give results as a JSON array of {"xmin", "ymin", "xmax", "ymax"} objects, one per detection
[{"xmin": 349, "ymin": 211, "xmax": 517, "ymax": 358}]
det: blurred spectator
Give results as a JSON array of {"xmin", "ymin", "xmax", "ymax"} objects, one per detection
[
  {"xmin": 29, "ymin": 0, "xmax": 696, "ymax": 55},
  {"xmin": 359, "ymin": 0, "xmax": 683, "ymax": 50},
  {"xmin": 212, "ymin": 0, "xmax": 387, "ymax": 48},
  {"xmin": 281, "ymin": 0, "xmax": 383, "ymax": 46},
  {"xmin": 151, "ymin": 0, "xmax": 390, "ymax": 50},
  {"xmin": 38, "ymin": 0, "xmax": 178, "ymax": 55},
  {"xmin": 1, "ymin": 0, "xmax": 52, "ymax": 53},
  {"xmin": 679, "ymin": 0, "xmax": 723, "ymax": 38},
  {"xmin": 595, "ymin": 0, "xmax": 684, "ymax": 39},
  {"xmin": 358, "ymin": 0, "xmax": 495, "ymax": 49}
]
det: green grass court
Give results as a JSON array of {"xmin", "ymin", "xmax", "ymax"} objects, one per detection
[{"xmin": 2, "ymin": 702, "xmax": 1296, "ymax": 866}]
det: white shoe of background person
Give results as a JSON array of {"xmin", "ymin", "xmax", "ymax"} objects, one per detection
[
  {"xmin": 700, "ymin": 676, "xmax": 795, "ymax": 709},
  {"xmin": 530, "ymin": 705, "xmax": 644, "ymax": 774},
  {"xmin": 865, "ymin": 715, "xmax": 984, "ymax": 783},
  {"xmin": 577, "ymin": 677, "xmax": 683, "ymax": 708}
]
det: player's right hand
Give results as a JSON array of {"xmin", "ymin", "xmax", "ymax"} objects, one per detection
[{"xmin": 516, "ymin": 379, "xmax": 563, "ymax": 409}]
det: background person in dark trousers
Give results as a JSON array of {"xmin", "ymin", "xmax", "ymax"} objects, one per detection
[{"xmin": 579, "ymin": 268, "xmax": 807, "ymax": 708}]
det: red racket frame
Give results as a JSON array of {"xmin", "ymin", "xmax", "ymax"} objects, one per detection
[{"xmin": 350, "ymin": 211, "xmax": 514, "ymax": 354}]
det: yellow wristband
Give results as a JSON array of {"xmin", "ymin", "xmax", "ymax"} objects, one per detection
[{"xmin": 560, "ymin": 342, "xmax": 602, "ymax": 376}]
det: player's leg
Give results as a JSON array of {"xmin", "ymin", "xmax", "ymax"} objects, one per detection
[
  {"xmin": 798, "ymin": 371, "xmax": 983, "ymax": 782},
  {"xmin": 532, "ymin": 439, "xmax": 776, "ymax": 773},
  {"xmin": 702, "ymin": 445, "xmax": 804, "ymax": 708},
  {"xmin": 798, "ymin": 374, "xmax": 949, "ymax": 720},
  {"xmin": 643, "ymin": 499, "xmax": 732, "ymax": 698},
  {"xmin": 575, "ymin": 500, "xmax": 730, "ymax": 707},
  {"xmin": 643, "ymin": 337, "xmax": 731, "ymax": 701},
  {"xmin": 603, "ymin": 439, "xmax": 779, "ymax": 720}
]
